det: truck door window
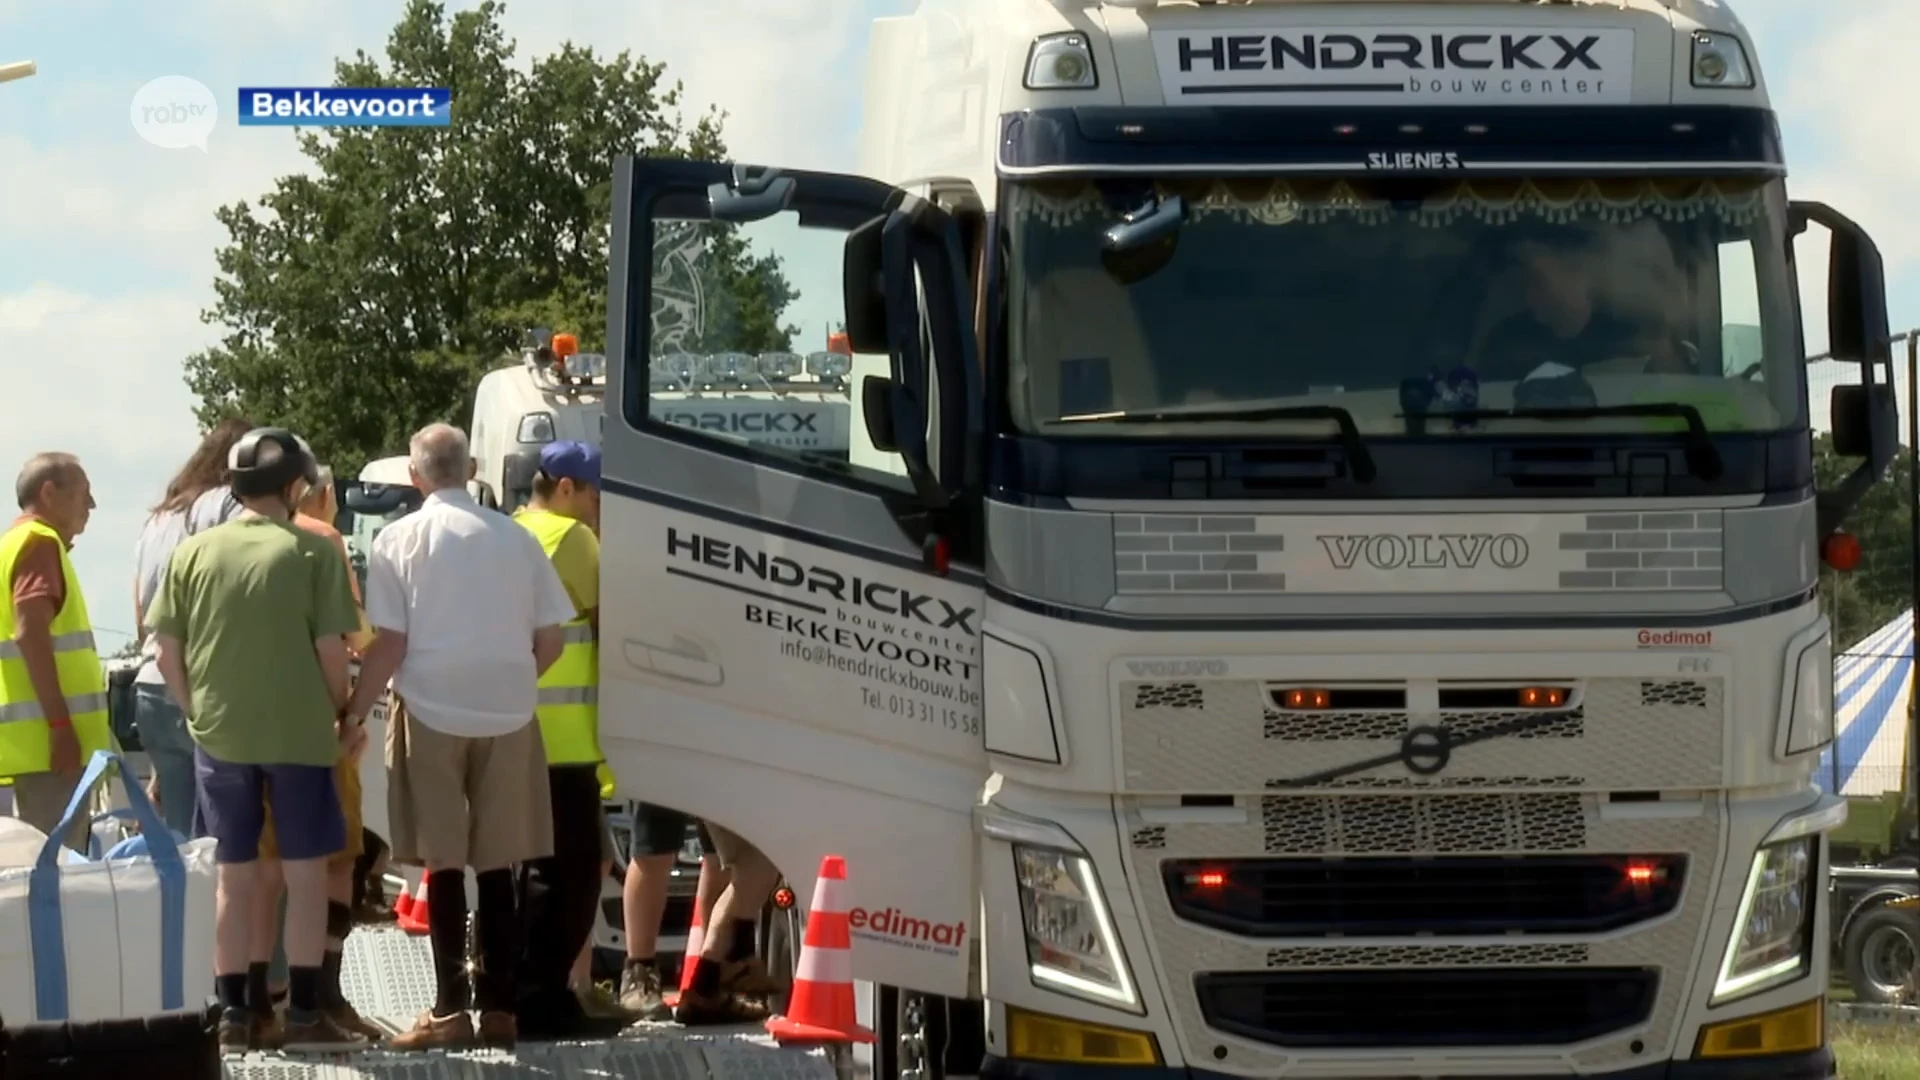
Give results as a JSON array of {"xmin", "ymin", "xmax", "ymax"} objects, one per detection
[{"xmin": 645, "ymin": 212, "xmax": 922, "ymax": 488}]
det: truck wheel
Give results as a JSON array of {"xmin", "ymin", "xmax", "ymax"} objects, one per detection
[{"xmin": 1843, "ymin": 903, "xmax": 1920, "ymax": 1004}]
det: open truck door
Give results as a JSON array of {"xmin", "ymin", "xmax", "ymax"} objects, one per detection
[{"xmin": 597, "ymin": 158, "xmax": 986, "ymax": 998}]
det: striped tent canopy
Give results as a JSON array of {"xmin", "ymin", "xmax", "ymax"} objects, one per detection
[{"xmin": 1819, "ymin": 611, "xmax": 1914, "ymax": 796}]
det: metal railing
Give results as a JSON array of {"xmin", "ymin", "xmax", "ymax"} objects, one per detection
[{"xmin": 1805, "ymin": 327, "xmax": 1920, "ymax": 366}]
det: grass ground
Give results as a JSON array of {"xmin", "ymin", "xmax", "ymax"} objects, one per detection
[{"xmin": 1834, "ymin": 1022, "xmax": 1920, "ymax": 1079}]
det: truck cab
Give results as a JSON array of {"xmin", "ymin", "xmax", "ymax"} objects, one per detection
[
  {"xmin": 471, "ymin": 333, "xmax": 606, "ymax": 513},
  {"xmin": 595, "ymin": 2, "xmax": 1897, "ymax": 1077}
]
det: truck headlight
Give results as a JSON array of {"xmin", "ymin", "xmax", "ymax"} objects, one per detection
[
  {"xmin": 516, "ymin": 411, "xmax": 555, "ymax": 443},
  {"xmin": 1712, "ymin": 838, "xmax": 1815, "ymax": 1002},
  {"xmin": 1013, "ymin": 844, "xmax": 1139, "ymax": 1010},
  {"xmin": 1025, "ymin": 33, "xmax": 1098, "ymax": 90},
  {"xmin": 1691, "ymin": 31, "xmax": 1755, "ymax": 89}
]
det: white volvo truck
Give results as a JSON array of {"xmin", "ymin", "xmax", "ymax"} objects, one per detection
[{"xmin": 595, "ymin": 1, "xmax": 1899, "ymax": 1078}]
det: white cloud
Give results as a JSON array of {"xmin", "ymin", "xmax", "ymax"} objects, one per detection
[
  {"xmin": 503, "ymin": 0, "xmax": 894, "ymax": 171},
  {"xmin": 1747, "ymin": 0, "xmax": 1920, "ymax": 321},
  {"xmin": 0, "ymin": 286, "xmax": 215, "ymax": 641},
  {"xmin": 0, "ymin": 88, "xmax": 315, "ymax": 634},
  {"xmin": 0, "ymin": 127, "xmax": 308, "ymax": 277}
]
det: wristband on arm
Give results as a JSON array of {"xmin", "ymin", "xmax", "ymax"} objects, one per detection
[{"xmin": 47, "ymin": 717, "xmax": 71, "ymax": 730}]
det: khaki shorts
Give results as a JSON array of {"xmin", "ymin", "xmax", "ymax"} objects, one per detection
[
  {"xmin": 385, "ymin": 695, "xmax": 553, "ymax": 870},
  {"xmin": 258, "ymin": 757, "xmax": 362, "ymax": 864}
]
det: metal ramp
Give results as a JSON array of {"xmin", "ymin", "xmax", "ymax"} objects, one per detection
[{"xmin": 222, "ymin": 926, "xmax": 835, "ymax": 1080}]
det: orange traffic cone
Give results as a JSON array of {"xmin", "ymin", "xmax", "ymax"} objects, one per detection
[
  {"xmin": 392, "ymin": 876, "xmax": 416, "ymax": 922},
  {"xmin": 398, "ymin": 877, "xmax": 431, "ymax": 935},
  {"xmin": 766, "ymin": 855, "xmax": 873, "ymax": 1044},
  {"xmin": 664, "ymin": 894, "xmax": 707, "ymax": 1008}
]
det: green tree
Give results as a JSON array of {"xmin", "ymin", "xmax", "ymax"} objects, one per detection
[
  {"xmin": 184, "ymin": 0, "xmax": 796, "ymax": 475},
  {"xmin": 1816, "ymin": 435, "xmax": 1915, "ymax": 652}
]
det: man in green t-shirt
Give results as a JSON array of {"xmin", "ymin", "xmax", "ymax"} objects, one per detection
[{"xmin": 146, "ymin": 428, "xmax": 366, "ymax": 1055}]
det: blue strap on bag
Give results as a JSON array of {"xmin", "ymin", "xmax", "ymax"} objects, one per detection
[{"xmin": 26, "ymin": 749, "xmax": 189, "ymax": 1020}]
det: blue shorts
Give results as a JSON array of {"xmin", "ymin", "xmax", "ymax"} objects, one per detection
[
  {"xmin": 628, "ymin": 802, "xmax": 711, "ymax": 859},
  {"xmin": 193, "ymin": 747, "xmax": 345, "ymax": 864}
]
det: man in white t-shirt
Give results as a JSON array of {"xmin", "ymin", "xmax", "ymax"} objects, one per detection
[{"xmin": 344, "ymin": 422, "xmax": 575, "ymax": 1052}]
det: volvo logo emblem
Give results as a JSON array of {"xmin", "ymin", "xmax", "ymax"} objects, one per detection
[{"xmin": 1400, "ymin": 726, "xmax": 1452, "ymax": 775}]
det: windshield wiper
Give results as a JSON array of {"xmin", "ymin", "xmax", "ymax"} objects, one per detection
[
  {"xmin": 1053, "ymin": 404, "xmax": 1377, "ymax": 482},
  {"xmin": 1407, "ymin": 403, "xmax": 1723, "ymax": 480}
]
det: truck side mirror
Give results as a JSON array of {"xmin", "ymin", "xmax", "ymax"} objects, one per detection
[
  {"xmin": 862, "ymin": 374, "xmax": 900, "ymax": 453},
  {"xmin": 842, "ymin": 215, "xmax": 888, "ymax": 354},
  {"xmin": 843, "ymin": 198, "xmax": 972, "ymax": 521},
  {"xmin": 334, "ymin": 481, "xmax": 359, "ymax": 534},
  {"xmin": 1794, "ymin": 200, "xmax": 1897, "ymax": 535},
  {"xmin": 1793, "ymin": 202, "xmax": 1892, "ymax": 368},
  {"xmin": 1830, "ymin": 383, "xmax": 1895, "ymax": 459},
  {"xmin": 340, "ymin": 481, "xmax": 380, "ymax": 515}
]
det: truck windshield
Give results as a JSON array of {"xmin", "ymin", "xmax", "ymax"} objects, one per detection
[{"xmin": 1002, "ymin": 176, "xmax": 1800, "ymax": 439}]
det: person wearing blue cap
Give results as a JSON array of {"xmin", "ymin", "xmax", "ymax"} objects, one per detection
[{"xmin": 506, "ymin": 439, "xmax": 620, "ymax": 1038}]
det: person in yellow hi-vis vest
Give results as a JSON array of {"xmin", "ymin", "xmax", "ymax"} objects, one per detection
[
  {"xmin": 0, "ymin": 452, "xmax": 108, "ymax": 853},
  {"xmin": 507, "ymin": 439, "xmax": 622, "ymax": 1039}
]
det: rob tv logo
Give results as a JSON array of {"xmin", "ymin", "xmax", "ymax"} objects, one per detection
[{"xmin": 130, "ymin": 76, "xmax": 219, "ymax": 151}]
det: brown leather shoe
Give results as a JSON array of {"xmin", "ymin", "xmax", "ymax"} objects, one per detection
[
  {"xmin": 387, "ymin": 1010, "xmax": 475, "ymax": 1051},
  {"xmin": 328, "ymin": 1000, "xmax": 385, "ymax": 1042},
  {"xmin": 217, "ymin": 1012, "xmax": 251, "ymax": 1054},
  {"xmin": 281, "ymin": 1012, "xmax": 370, "ymax": 1054},
  {"xmin": 720, "ymin": 957, "xmax": 784, "ymax": 997},
  {"xmin": 478, "ymin": 1010, "xmax": 517, "ymax": 1050},
  {"xmin": 673, "ymin": 988, "xmax": 772, "ymax": 1026},
  {"xmin": 249, "ymin": 1011, "xmax": 283, "ymax": 1051}
]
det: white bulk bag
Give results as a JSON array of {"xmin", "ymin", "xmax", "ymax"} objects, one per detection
[{"xmin": 0, "ymin": 750, "xmax": 217, "ymax": 1023}]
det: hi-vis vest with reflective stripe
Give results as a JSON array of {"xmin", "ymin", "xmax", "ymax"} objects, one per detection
[
  {"xmin": 514, "ymin": 508, "xmax": 606, "ymax": 776},
  {"xmin": 0, "ymin": 520, "xmax": 111, "ymax": 778}
]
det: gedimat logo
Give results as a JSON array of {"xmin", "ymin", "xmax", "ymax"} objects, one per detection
[
  {"xmin": 1637, "ymin": 629, "xmax": 1712, "ymax": 649},
  {"xmin": 850, "ymin": 906, "xmax": 967, "ymax": 951}
]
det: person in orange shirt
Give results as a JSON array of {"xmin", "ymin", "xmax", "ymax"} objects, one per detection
[{"xmin": 250, "ymin": 453, "xmax": 381, "ymax": 1045}]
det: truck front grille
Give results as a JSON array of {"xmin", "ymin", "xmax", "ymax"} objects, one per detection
[
  {"xmin": 1195, "ymin": 968, "xmax": 1658, "ymax": 1048},
  {"xmin": 1123, "ymin": 793, "xmax": 1720, "ymax": 1071},
  {"xmin": 1164, "ymin": 855, "xmax": 1685, "ymax": 937},
  {"xmin": 1119, "ymin": 675, "xmax": 1724, "ymax": 791}
]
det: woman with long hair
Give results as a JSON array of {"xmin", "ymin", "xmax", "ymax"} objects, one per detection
[{"xmin": 131, "ymin": 416, "xmax": 255, "ymax": 835}]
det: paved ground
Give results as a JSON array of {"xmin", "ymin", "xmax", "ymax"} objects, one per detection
[{"xmin": 220, "ymin": 926, "xmax": 837, "ymax": 1080}]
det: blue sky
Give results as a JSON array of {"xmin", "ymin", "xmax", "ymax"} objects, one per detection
[{"xmin": 0, "ymin": 0, "xmax": 1911, "ymax": 648}]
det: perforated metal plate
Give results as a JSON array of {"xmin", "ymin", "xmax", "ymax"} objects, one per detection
[
  {"xmin": 223, "ymin": 928, "xmax": 833, "ymax": 1080},
  {"xmin": 1124, "ymin": 795, "xmax": 1725, "ymax": 1076}
]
